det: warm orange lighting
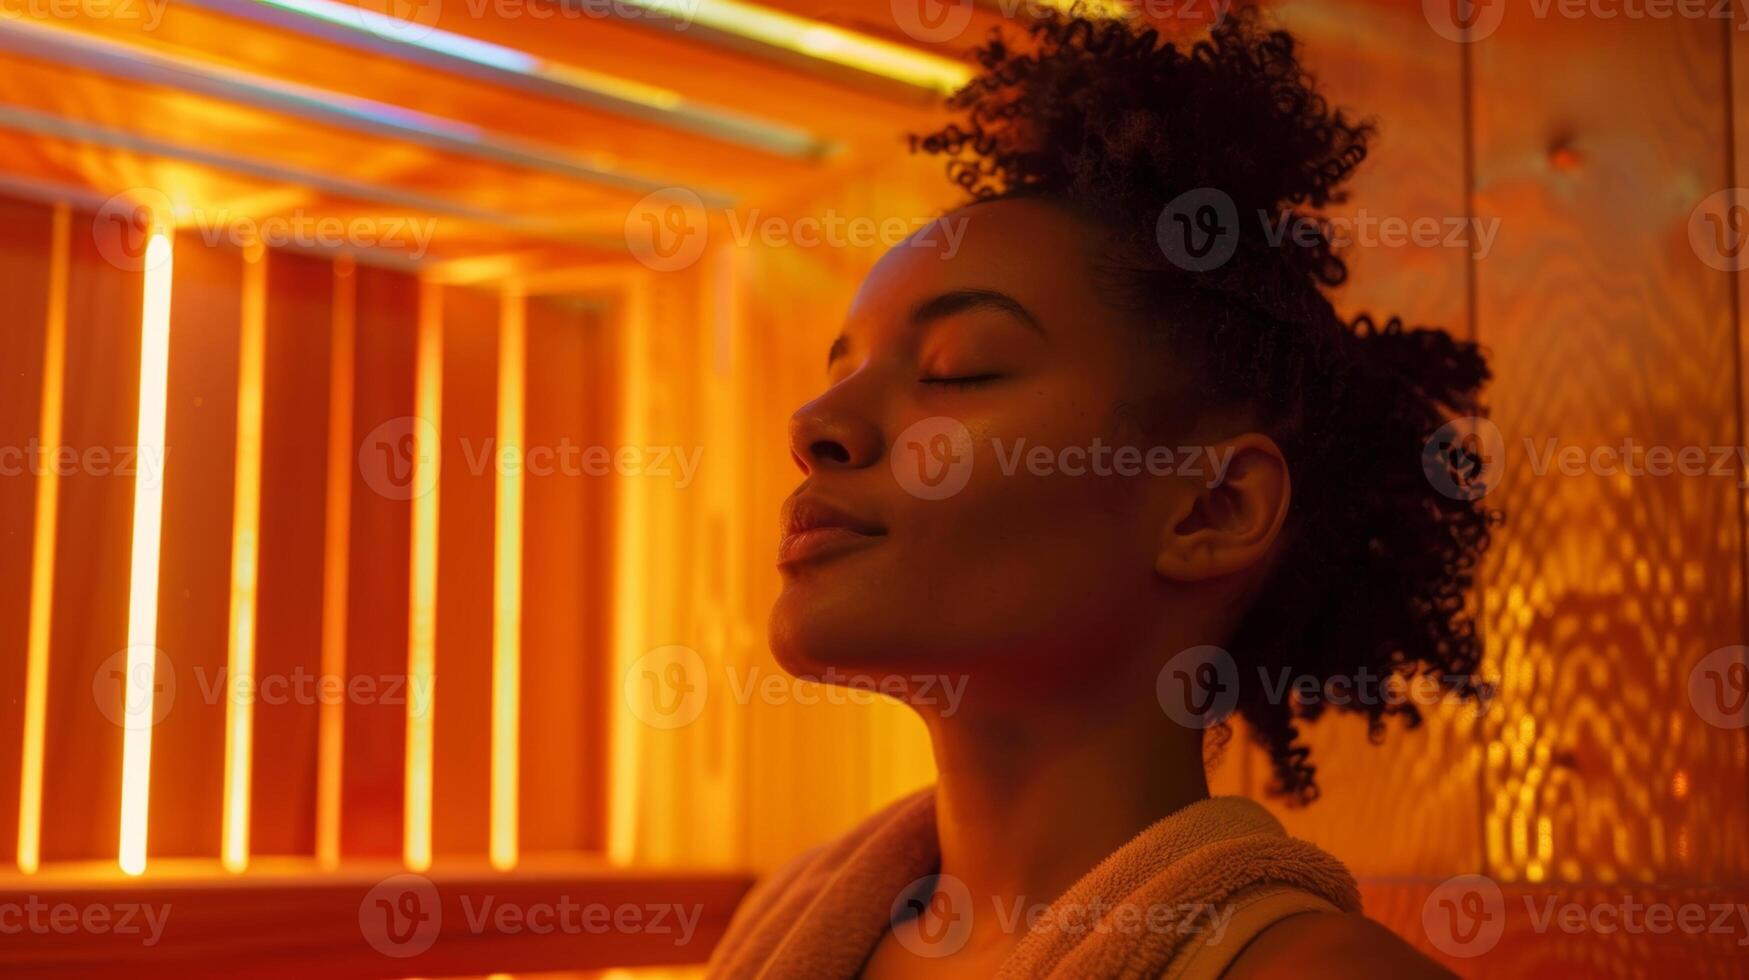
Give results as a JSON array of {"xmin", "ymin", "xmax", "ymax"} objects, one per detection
[
  {"xmin": 609, "ymin": 278, "xmax": 651, "ymax": 865},
  {"xmin": 316, "ymin": 256, "xmax": 356, "ymax": 870},
  {"xmin": 490, "ymin": 287, "xmax": 525, "ymax": 872},
  {"xmin": 221, "ymin": 245, "xmax": 268, "ymax": 873},
  {"xmin": 16, "ymin": 203, "xmax": 70, "ymax": 875},
  {"xmin": 404, "ymin": 279, "xmax": 442, "ymax": 872},
  {"xmin": 119, "ymin": 229, "xmax": 174, "ymax": 877}
]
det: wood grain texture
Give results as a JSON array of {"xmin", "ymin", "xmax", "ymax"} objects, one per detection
[
  {"xmin": 0, "ymin": 866, "xmax": 751, "ymax": 978},
  {"xmin": 252, "ymin": 250, "xmax": 335, "ymax": 857},
  {"xmin": 520, "ymin": 297, "xmax": 615, "ymax": 856},
  {"xmin": 0, "ymin": 196, "xmax": 53, "ymax": 867},
  {"xmin": 431, "ymin": 285, "xmax": 498, "ymax": 858},
  {"xmin": 148, "ymin": 232, "xmax": 242, "ymax": 858},
  {"xmin": 339, "ymin": 264, "xmax": 418, "ymax": 859},
  {"xmin": 1471, "ymin": 7, "xmax": 1747, "ymax": 883},
  {"xmin": 1360, "ymin": 877, "xmax": 1749, "ymax": 979},
  {"xmin": 39, "ymin": 211, "xmax": 142, "ymax": 862}
]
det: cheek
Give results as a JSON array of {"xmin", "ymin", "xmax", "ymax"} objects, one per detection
[{"xmin": 901, "ymin": 445, "xmax": 1157, "ymax": 644}]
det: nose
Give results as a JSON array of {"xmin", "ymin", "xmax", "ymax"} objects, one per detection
[{"xmin": 788, "ymin": 397, "xmax": 883, "ymax": 475}]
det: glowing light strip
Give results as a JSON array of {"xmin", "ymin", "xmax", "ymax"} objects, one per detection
[
  {"xmin": 256, "ymin": 0, "xmax": 539, "ymax": 72},
  {"xmin": 220, "ymin": 247, "xmax": 268, "ymax": 873},
  {"xmin": 315, "ymin": 258, "xmax": 356, "ymax": 870},
  {"xmin": 226, "ymin": 0, "xmax": 821, "ymax": 157},
  {"xmin": 16, "ymin": 204, "xmax": 69, "ymax": 874},
  {"xmin": 119, "ymin": 231, "xmax": 174, "ymax": 877},
  {"xmin": 490, "ymin": 288, "xmax": 525, "ymax": 872},
  {"xmin": 609, "ymin": 279, "xmax": 651, "ymax": 865},
  {"xmin": 404, "ymin": 281, "xmax": 442, "ymax": 872},
  {"xmin": 626, "ymin": 0, "xmax": 972, "ymax": 93}
]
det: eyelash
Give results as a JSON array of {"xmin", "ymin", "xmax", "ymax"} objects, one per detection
[{"xmin": 920, "ymin": 374, "xmax": 1001, "ymax": 390}]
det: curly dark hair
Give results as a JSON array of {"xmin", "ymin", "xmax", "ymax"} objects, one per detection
[{"xmin": 910, "ymin": 7, "xmax": 1501, "ymax": 804}]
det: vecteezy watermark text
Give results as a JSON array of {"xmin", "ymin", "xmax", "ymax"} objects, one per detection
[
  {"xmin": 624, "ymin": 187, "xmax": 970, "ymax": 271},
  {"xmin": 621, "ymin": 645, "xmax": 970, "ymax": 729},
  {"xmin": 0, "ymin": 898, "xmax": 171, "ymax": 947}
]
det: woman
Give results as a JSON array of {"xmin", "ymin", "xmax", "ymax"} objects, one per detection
[{"xmin": 711, "ymin": 8, "xmax": 1495, "ymax": 978}]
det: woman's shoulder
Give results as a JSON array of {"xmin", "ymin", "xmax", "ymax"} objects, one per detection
[{"xmin": 1221, "ymin": 910, "xmax": 1455, "ymax": 979}]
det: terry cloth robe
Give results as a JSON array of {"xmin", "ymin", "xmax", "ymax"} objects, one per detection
[{"xmin": 706, "ymin": 787, "xmax": 1362, "ymax": 979}]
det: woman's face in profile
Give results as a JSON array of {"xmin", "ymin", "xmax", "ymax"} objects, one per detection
[{"xmin": 770, "ymin": 198, "xmax": 1188, "ymax": 692}]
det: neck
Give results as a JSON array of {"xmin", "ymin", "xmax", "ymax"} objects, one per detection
[{"xmin": 919, "ymin": 672, "xmax": 1210, "ymax": 913}]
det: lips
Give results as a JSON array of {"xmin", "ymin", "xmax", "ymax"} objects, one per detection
[{"xmin": 778, "ymin": 494, "xmax": 886, "ymax": 568}]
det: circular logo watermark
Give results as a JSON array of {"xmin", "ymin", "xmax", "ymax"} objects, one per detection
[
  {"xmin": 1690, "ymin": 188, "xmax": 1749, "ymax": 273},
  {"xmin": 355, "ymin": 0, "xmax": 444, "ymax": 44},
  {"xmin": 1422, "ymin": 415, "xmax": 1506, "ymax": 501},
  {"xmin": 359, "ymin": 873, "xmax": 442, "ymax": 958},
  {"xmin": 1421, "ymin": 873, "xmax": 1505, "ymax": 957},
  {"xmin": 623, "ymin": 645, "xmax": 710, "ymax": 729},
  {"xmin": 92, "ymin": 646, "xmax": 177, "ymax": 730},
  {"xmin": 358, "ymin": 416, "xmax": 438, "ymax": 501},
  {"xmin": 891, "ymin": 416, "xmax": 975, "ymax": 501},
  {"xmin": 625, "ymin": 187, "xmax": 709, "ymax": 272},
  {"xmin": 1422, "ymin": 0, "xmax": 1505, "ymax": 43},
  {"xmin": 1156, "ymin": 188, "xmax": 1239, "ymax": 273},
  {"xmin": 889, "ymin": 873, "xmax": 974, "ymax": 958},
  {"xmin": 890, "ymin": 0, "xmax": 975, "ymax": 43},
  {"xmin": 94, "ymin": 188, "xmax": 175, "ymax": 273},
  {"xmin": 1156, "ymin": 645, "xmax": 1239, "ymax": 729},
  {"xmin": 1689, "ymin": 645, "xmax": 1749, "ymax": 730}
]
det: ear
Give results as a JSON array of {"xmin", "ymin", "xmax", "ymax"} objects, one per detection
[{"xmin": 1155, "ymin": 433, "xmax": 1291, "ymax": 583}]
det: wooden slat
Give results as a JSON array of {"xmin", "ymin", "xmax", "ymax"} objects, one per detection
[
  {"xmin": 39, "ymin": 6, "xmax": 825, "ymax": 196},
  {"xmin": 520, "ymin": 297, "xmax": 614, "ymax": 855},
  {"xmin": 1359, "ymin": 878, "xmax": 1749, "ymax": 979},
  {"xmin": 148, "ymin": 232, "xmax": 243, "ymax": 858},
  {"xmin": 340, "ymin": 263, "xmax": 418, "ymax": 859},
  {"xmin": 39, "ymin": 211, "xmax": 143, "ymax": 863},
  {"xmin": 0, "ymin": 196, "xmax": 54, "ymax": 867},
  {"xmin": 0, "ymin": 866, "xmax": 752, "ymax": 978},
  {"xmin": 1472, "ymin": 8, "xmax": 1747, "ymax": 882},
  {"xmin": 432, "ymin": 285, "xmax": 499, "ymax": 858},
  {"xmin": 252, "ymin": 250, "xmax": 336, "ymax": 857}
]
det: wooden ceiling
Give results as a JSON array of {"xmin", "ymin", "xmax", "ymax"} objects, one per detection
[{"xmin": 0, "ymin": 0, "xmax": 1066, "ymax": 276}]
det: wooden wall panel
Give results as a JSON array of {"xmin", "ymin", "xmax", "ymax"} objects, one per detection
[
  {"xmin": 339, "ymin": 263, "xmax": 418, "ymax": 859},
  {"xmin": 252, "ymin": 250, "xmax": 335, "ymax": 856},
  {"xmin": 1361, "ymin": 879, "xmax": 1749, "ymax": 979},
  {"xmin": 1262, "ymin": 0, "xmax": 1483, "ymax": 876},
  {"xmin": 148, "ymin": 233, "xmax": 243, "ymax": 858},
  {"xmin": 39, "ymin": 212, "xmax": 143, "ymax": 862},
  {"xmin": 432, "ymin": 285, "xmax": 498, "ymax": 858},
  {"xmin": 521, "ymin": 296, "xmax": 613, "ymax": 855},
  {"xmin": 0, "ymin": 197, "xmax": 53, "ymax": 867},
  {"xmin": 1472, "ymin": 10, "xmax": 1747, "ymax": 883}
]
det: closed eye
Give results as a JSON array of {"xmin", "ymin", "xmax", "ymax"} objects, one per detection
[{"xmin": 921, "ymin": 374, "xmax": 1001, "ymax": 390}]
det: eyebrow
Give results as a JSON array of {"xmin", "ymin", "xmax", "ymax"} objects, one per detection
[{"xmin": 826, "ymin": 288, "xmax": 1045, "ymax": 368}]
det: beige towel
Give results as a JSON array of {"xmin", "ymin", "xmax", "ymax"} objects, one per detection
[{"xmin": 707, "ymin": 788, "xmax": 1361, "ymax": 979}]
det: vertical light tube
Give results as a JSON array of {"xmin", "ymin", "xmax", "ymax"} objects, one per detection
[
  {"xmin": 221, "ymin": 245, "xmax": 268, "ymax": 873},
  {"xmin": 404, "ymin": 280, "xmax": 441, "ymax": 872},
  {"xmin": 119, "ymin": 230, "xmax": 174, "ymax": 876},
  {"xmin": 17, "ymin": 203, "xmax": 70, "ymax": 874},
  {"xmin": 316, "ymin": 257, "xmax": 356, "ymax": 870},
  {"xmin": 489, "ymin": 288, "xmax": 525, "ymax": 872}
]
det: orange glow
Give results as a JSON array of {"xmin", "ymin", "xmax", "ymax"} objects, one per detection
[
  {"xmin": 15, "ymin": 203, "xmax": 69, "ymax": 875},
  {"xmin": 119, "ymin": 229, "xmax": 174, "ymax": 876},
  {"xmin": 608, "ymin": 278, "xmax": 651, "ymax": 865},
  {"xmin": 221, "ymin": 244, "xmax": 268, "ymax": 873},
  {"xmin": 490, "ymin": 287, "xmax": 525, "ymax": 872},
  {"xmin": 316, "ymin": 256, "xmax": 356, "ymax": 870},
  {"xmin": 404, "ymin": 279, "xmax": 442, "ymax": 872}
]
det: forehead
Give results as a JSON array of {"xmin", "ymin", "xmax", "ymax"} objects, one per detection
[{"xmin": 842, "ymin": 197, "xmax": 1104, "ymax": 333}]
